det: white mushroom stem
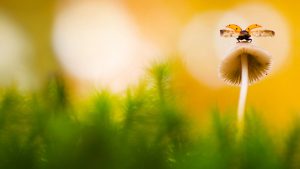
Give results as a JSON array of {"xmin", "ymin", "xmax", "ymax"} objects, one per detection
[
  {"xmin": 219, "ymin": 43, "xmax": 272, "ymax": 138},
  {"xmin": 237, "ymin": 54, "xmax": 248, "ymax": 134}
]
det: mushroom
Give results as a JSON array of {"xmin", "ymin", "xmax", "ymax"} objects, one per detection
[{"xmin": 219, "ymin": 42, "xmax": 271, "ymax": 133}]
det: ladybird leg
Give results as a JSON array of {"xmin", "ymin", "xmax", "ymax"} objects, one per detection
[{"xmin": 245, "ymin": 37, "xmax": 251, "ymax": 42}]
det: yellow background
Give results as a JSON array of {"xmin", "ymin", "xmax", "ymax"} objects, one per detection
[{"xmin": 0, "ymin": 0, "xmax": 299, "ymax": 131}]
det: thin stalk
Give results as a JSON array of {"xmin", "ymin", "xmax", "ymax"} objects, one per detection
[{"xmin": 237, "ymin": 54, "xmax": 248, "ymax": 137}]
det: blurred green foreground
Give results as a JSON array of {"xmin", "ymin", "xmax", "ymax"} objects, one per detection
[{"xmin": 0, "ymin": 63, "xmax": 300, "ymax": 169}]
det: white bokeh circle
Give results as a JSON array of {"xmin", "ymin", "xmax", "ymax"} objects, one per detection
[
  {"xmin": 179, "ymin": 11, "xmax": 226, "ymax": 88},
  {"xmin": 53, "ymin": 1, "xmax": 160, "ymax": 92},
  {"xmin": 216, "ymin": 3, "xmax": 290, "ymax": 71},
  {"xmin": 180, "ymin": 3, "xmax": 290, "ymax": 88},
  {"xmin": 0, "ymin": 12, "xmax": 33, "ymax": 88}
]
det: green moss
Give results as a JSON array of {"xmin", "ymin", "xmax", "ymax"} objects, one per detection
[{"xmin": 0, "ymin": 63, "xmax": 298, "ymax": 169}]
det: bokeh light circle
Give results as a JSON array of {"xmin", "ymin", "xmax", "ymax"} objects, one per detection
[
  {"xmin": 53, "ymin": 1, "xmax": 159, "ymax": 92},
  {"xmin": 216, "ymin": 3, "xmax": 290, "ymax": 72},
  {"xmin": 179, "ymin": 11, "xmax": 225, "ymax": 88},
  {"xmin": 180, "ymin": 3, "xmax": 290, "ymax": 88},
  {"xmin": 0, "ymin": 12, "xmax": 32, "ymax": 88}
]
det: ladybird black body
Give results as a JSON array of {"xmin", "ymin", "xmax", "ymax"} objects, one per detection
[
  {"xmin": 220, "ymin": 24, "xmax": 275, "ymax": 43},
  {"xmin": 237, "ymin": 30, "xmax": 252, "ymax": 42}
]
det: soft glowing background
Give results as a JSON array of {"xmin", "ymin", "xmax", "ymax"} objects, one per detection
[{"xmin": 0, "ymin": 0, "xmax": 299, "ymax": 130}]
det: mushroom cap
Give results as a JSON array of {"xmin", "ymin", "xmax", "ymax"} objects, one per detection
[{"xmin": 219, "ymin": 42, "xmax": 271, "ymax": 86}]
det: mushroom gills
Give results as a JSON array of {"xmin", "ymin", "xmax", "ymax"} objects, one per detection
[{"xmin": 219, "ymin": 48, "xmax": 271, "ymax": 86}]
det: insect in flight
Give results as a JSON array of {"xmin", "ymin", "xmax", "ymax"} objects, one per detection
[{"xmin": 220, "ymin": 24, "xmax": 275, "ymax": 42}]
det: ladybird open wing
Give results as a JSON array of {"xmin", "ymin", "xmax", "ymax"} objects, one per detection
[
  {"xmin": 246, "ymin": 24, "xmax": 262, "ymax": 32},
  {"xmin": 220, "ymin": 29, "xmax": 239, "ymax": 37},
  {"xmin": 226, "ymin": 24, "xmax": 242, "ymax": 32},
  {"xmin": 250, "ymin": 30, "xmax": 275, "ymax": 37}
]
